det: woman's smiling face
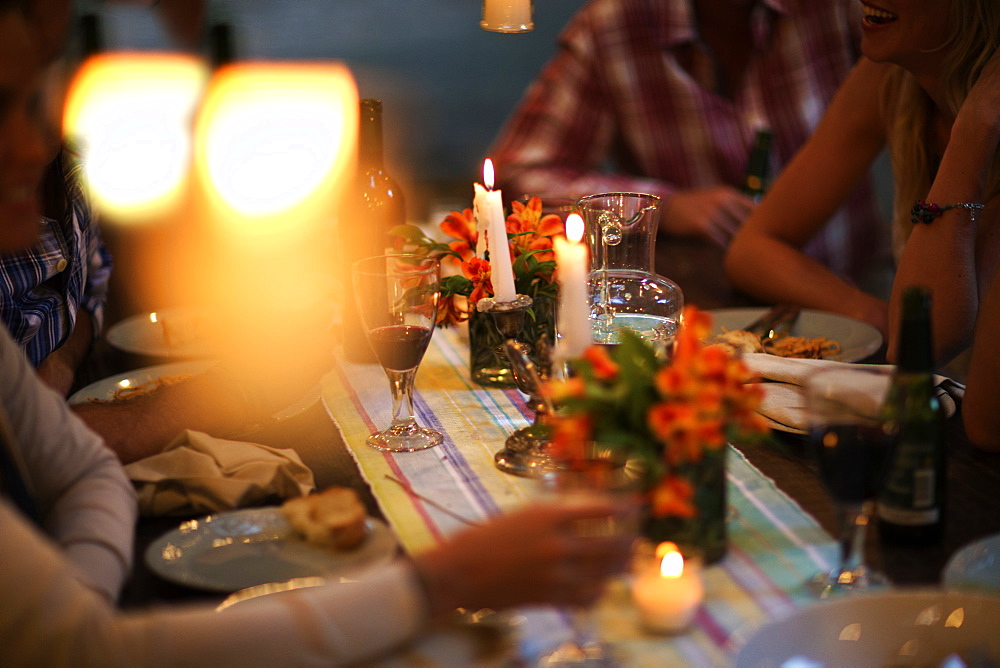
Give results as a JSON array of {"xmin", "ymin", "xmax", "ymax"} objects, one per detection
[
  {"xmin": 0, "ymin": 10, "xmax": 48, "ymax": 253},
  {"xmin": 859, "ymin": 0, "xmax": 954, "ymax": 75}
]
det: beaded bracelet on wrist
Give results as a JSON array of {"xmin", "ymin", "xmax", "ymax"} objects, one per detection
[{"xmin": 911, "ymin": 200, "xmax": 985, "ymax": 225}]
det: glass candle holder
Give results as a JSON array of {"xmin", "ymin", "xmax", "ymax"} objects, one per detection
[{"xmin": 480, "ymin": 0, "xmax": 534, "ymax": 33}]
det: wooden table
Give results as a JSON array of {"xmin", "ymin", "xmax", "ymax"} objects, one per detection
[{"xmin": 115, "ymin": 235, "xmax": 1000, "ymax": 610}]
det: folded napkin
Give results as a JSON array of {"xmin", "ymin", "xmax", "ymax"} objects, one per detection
[
  {"xmin": 124, "ymin": 430, "xmax": 316, "ymax": 516},
  {"xmin": 743, "ymin": 354, "xmax": 965, "ymax": 435}
]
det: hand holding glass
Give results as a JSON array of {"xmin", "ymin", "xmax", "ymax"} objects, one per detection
[
  {"xmin": 536, "ymin": 446, "xmax": 638, "ymax": 665},
  {"xmin": 352, "ymin": 254, "xmax": 442, "ymax": 452},
  {"xmin": 804, "ymin": 366, "xmax": 894, "ymax": 597}
]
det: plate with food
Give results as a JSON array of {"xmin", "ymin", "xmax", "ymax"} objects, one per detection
[
  {"xmin": 68, "ymin": 361, "xmax": 321, "ymax": 421},
  {"xmin": 705, "ymin": 307, "xmax": 883, "ymax": 362},
  {"xmin": 69, "ymin": 361, "xmax": 214, "ymax": 405},
  {"xmin": 146, "ymin": 489, "xmax": 398, "ymax": 592},
  {"xmin": 105, "ymin": 308, "xmax": 214, "ymax": 359}
]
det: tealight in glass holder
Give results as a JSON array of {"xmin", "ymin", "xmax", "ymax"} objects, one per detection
[{"xmin": 480, "ymin": 0, "xmax": 534, "ymax": 33}]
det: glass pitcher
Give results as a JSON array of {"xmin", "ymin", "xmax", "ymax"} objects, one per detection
[{"xmin": 576, "ymin": 193, "xmax": 683, "ymax": 357}]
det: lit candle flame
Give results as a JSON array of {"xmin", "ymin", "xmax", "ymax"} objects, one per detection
[
  {"xmin": 566, "ymin": 213, "xmax": 584, "ymax": 243},
  {"xmin": 484, "ymin": 158, "xmax": 496, "ymax": 190},
  {"xmin": 656, "ymin": 541, "xmax": 684, "ymax": 577}
]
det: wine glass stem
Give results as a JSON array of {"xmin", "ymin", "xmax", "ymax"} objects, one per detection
[
  {"xmin": 834, "ymin": 501, "xmax": 871, "ymax": 578},
  {"xmin": 385, "ymin": 367, "xmax": 419, "ymax": 429}
]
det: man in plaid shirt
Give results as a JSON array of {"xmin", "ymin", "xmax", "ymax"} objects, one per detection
[
  {"xmin": 0, "ymin": 146, "xmax": 111, "ymax": 396},
  {"xmin": 491, "ymin": 0, "xmax": 886, "ymax": 283}
]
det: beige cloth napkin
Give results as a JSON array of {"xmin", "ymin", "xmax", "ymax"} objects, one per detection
[
  {"xmin": 743, "ymin": 353, "xmax": 965, "ymax": 435},
  {"xmin": 124, "ymin": 430, "xmax": 316, "ymax": 516}
]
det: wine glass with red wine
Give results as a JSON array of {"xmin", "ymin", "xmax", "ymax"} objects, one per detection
[
  {"xmin": 804, "ymin": 366, "xmax": 895, "ymax": 597},
  {"xmin": 352, "ymin": 254, "xmax": 442, "ymax": 452}
]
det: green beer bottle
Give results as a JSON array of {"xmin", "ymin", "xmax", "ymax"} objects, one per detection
[{"xmin": 877, "ymin": 287, "xmax": 946, "ymax": 544}]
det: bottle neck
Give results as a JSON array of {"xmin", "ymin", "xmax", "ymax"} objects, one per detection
[
  {"xmin": 897, "ymin": 289, "xmax": 934, "ymax": 373},
  {"xmin": 358, "ymin": 101, "xmax": 385, "ymax": 173}
]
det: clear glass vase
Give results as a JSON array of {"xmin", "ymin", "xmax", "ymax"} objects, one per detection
[
  {"xmin": 468, "ymin": 294, "xmax": 556, "ymax": 388},
  {"xmin": 577, "ymin": 193, "xmax": 683, "ymax": 359}
]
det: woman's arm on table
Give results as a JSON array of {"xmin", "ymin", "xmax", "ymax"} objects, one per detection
[
  {"xmin": 964, "ymin": 270, "xmax": 1000, "ymax": 451},
  {"xmin": 0, "ymin": 499, "xmax": 633, "ymax": 666},
  {"xmin": 888, "ymin": 51, "xmax": 1000, "ymax": 364},
  {"xmin": 724, "ymin": 60, "xmax": 890, "ymax": 334}
]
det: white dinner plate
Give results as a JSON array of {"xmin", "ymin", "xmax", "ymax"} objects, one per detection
[
  {"xmin": 68, "ymin": 361, "xmax": 321, "ymax": 421},
  {"xmin": 943, "ymin": 533, "xmax": 1000, "ymax": 592},
  {"xmin": 732, "ymin": 589, "xmax": 1000, "ymax": 667},
  {"xmin": 105, "ymin": 308, "xmax": 213, "ymax": 359},
  {"xmin": 69, "ymin": 361, "xmax": 215, "ymax": 406},
  {"xmin": 707, "ymin": 308, "xmax": 883, "ymax": 363},
  {"xmin": 146, "ymin": 507, "xmax": 398, "ymax": 592}
]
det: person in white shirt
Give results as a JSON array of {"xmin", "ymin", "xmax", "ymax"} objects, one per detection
[{"xmin": 0, "ymin": 2, "xmax": 634, "ymax": 664}]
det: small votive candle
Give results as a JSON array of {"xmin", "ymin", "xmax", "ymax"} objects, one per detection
[
  {"xmin": 631, "ymin": 542, "xmax": 704, "ymax": 634},
  {"xmin": 480, "ymin": 0, "xmax": 534, "ymax": 33}
]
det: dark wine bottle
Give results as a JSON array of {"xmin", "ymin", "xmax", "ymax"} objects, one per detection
[
  {"xmin": 742, "ymin": 129, "xmax": 772, "ymax": 202},
  {"xmin": 340, "ymin": 99, "xmax": 406, "ymax": 362},
  {"xmin": 877, "ymin": 287, "xmax": 946, "ymax": 544}
]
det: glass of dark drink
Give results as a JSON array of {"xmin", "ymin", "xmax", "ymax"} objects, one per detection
[
  {"xmin": 351, "ymin": 254, "xmax": 442, "ymax": 452},
  {"xmin": 804, "ymin": 366, "xmax": 895, "ymax": 597}
]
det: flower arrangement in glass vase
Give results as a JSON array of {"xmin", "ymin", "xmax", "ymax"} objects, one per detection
[
  {"xmin": 391, "ymin": 196, "xmax": 564, "ymax": 387},
  {"xmin": 542, "ymin": 306, "xmax": 772, "ymax": 563}
]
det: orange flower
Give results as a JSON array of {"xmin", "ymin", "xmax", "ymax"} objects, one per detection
[
  {"xmin": 462, "ymin": 257, "xmax": 493, "ymax": 304},
  {"xmin": 547, "ymin": 414, "xmax": 593, "ymax": 461},
  {"xmin": 650, "ymin": 475, "xmax": 696, "ymax": 519},
  {"xmin": 436, "ymin": 294, "xmax": 468, "ymax": 326},
  {"xmin": 582, "ymin": 345, "xmax": 619, "ymax": 380},
  {"xmin": 440, "ymin": 208, "xmax": 478, "ymax": 263},
  {"xmin": 506, "ymin": 197, "xmax": 564, "ymax": 262},
  {"xmin": 542, "ymin": 376, "xmax": 587, "ymax": 404}
]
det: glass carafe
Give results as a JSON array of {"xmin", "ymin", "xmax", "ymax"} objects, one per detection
[{"xmin": 577, "ymin": 193, "xmax": 683, "ymax": 357}]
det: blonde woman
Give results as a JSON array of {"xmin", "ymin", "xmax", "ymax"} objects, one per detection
[{"xmin": 725, "ymin": 0, "xmax": 1000, "ymax": 367}]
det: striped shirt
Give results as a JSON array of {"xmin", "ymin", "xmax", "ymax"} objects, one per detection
[
  {"xmin": 0, "ymin": 150, "xmax": 112, "ymax": 366},
  {"xmin": 490, "ymin": 0, "xmax": 886, "ymax": 281}
]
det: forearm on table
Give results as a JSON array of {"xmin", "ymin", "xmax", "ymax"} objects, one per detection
[
  {"xmin": 889, "ymin": 114, "xmax": 999, "ymax": 364},
  {"xmin": 725, "ymin": 232, "xmax": 888, "ymax": 332},
  {"xmin": 71, "ymin": 371, "xmax": 257, "ymax": 464},
  {"xmin": 964, "ymin": 272, "xmax": 1000, "ymax": 451}
]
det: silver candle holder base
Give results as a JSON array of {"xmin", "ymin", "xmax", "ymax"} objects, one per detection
[{"xmin": 476, "ymin": 295, "xmax": 553, "ymax": 477}]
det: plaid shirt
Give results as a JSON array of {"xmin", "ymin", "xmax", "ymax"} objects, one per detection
[
  {"xmin": 0, "ymin": 151, "xmax": 112, "ymax": 367},
  {"xmin": 491, "ymin": 0, "xmax": 886, "ymax": 280}
]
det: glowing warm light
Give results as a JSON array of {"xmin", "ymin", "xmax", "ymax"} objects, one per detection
[
  {"xmin": 195, "ymin": 62, "xmax": 358, "ymax": 230},
  {"xmin": 632, "ymin": 541, "xmax": 704, "ymax": 633},
  {"xmin": 483, "ymin": 158, "xmax": 496, "ymax": 190},
  {"xmin": 63, "ymin": 53, "xmax": 208, "ymax": 222},
  {"xmin": 149, "ymin": 312, "xmax": 159, "ymax": 324},
  {"xmin": 565, "ymin": 213, "xmax": 584, "ymax": 244},
  {"xmin": 659, "ymin": 548, "xmax": 684, "ymax": 578}
]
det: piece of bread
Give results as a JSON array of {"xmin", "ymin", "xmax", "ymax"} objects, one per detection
[{"xmin": 281, "ymin": 487, "xmax": 368, "ymax": 551}]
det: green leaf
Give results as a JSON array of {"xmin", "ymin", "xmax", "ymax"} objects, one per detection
[{"xmin": 440, "ymin": 274, "xmax": 474, "ymax": 297}]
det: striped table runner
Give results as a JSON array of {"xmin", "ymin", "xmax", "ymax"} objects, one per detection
[{"xmin": 321, "ymin": 325, "xmax": 837, "ymax": 664}]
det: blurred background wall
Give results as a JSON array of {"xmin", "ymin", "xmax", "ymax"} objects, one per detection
[{"xmin": 87, "ymin": 0, "xmax": 586, "ymax": 220}]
